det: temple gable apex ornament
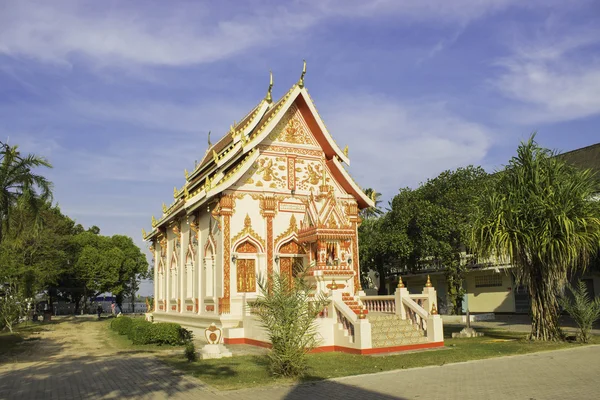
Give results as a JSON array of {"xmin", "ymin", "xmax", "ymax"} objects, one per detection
[
  {"xmin": 266, "ymin": 70, "xmax": 273, "ymax": 103},
  {"xmin": 298, "ymin": 59, "xmax": 306, "ymax": 88}
]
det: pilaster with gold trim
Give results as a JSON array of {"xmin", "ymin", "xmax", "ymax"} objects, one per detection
[
  {"xmin": 347, "ymin": 202, "xmax": 361, "ymax": 292},
  {"xmin": 218, "ymin": 195, "xmax": 234, "ymax": 314},
  {"xmin": 260, "ymin": 197, "xmax": 277, "ymax": 281}
]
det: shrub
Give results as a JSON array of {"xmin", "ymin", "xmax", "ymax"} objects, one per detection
[
  {"xmin": 152, "ymin": 322, "xmax": 192, "ymax": 345},
  {"xmin": 110, "ymin": 316, "xmax": 133, "ymax": 336},
  {"xmin": 129, "ymin": 320, "xmax": 155, "ymax": 344},
  {"xmin": 559, "ymin": 280, "xmax": 600, "ymax": 343},
  {"xmin": 184, "ymin": 341, "xmax": 197, "ymax": 362},
  {"xmin": 0, "ymin": 289, "xmax": 24, "ymax": 333},
  {"xmin": 251, "ymin": 267, "xmax": 329, "ymax": 377}
]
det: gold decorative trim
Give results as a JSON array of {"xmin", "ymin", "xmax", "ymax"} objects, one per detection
[
  {"xmin": 274, "ymin": 214, "xmax": 298, "ymax": 250},
  {"xmin": 231, "ymin": 214, "xmax": 266, "ymax": 251}
]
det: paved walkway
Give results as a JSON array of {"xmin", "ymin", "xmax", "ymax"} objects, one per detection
[{"xmin": 1, "ymin": 317, "xmax": 599, "ymax": 399}]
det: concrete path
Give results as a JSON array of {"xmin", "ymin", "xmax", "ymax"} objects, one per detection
[{"xmin": 1, "ymin": 317, "xmax": 599, "ymax": 399}]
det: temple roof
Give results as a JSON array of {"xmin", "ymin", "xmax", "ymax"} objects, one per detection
[
  {"xmin": 145, "ymin": 77, "xmax": 373, "ymax": 240},
  {"xmin": 556, "ymin": 142, "xmax": 600, "ymax": 178}
]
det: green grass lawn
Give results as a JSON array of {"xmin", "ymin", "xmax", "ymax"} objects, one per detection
[{"xmin": 160, "ymin": 327, "xmax": 599, "ymax": 391}]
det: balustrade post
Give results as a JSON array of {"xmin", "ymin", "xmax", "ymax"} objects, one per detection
[
  {"xmin": 421, "ymin": 275, "xmax": 437, "ymax": 314},
  {"xmin": 426, "ymin": 313, "xmax": 444, "ymax": 342},
  {"xmin": 395, "ymin": 276, "xmax": 408, "ymax": 320}
]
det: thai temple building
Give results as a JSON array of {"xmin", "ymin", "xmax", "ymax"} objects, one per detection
[{"xmin": 143, "ymin": 66, "xmax": 444, "ymax": 354}]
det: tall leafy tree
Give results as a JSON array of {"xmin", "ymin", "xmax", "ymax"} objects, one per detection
[
  {"xmin": 0, "ymin": 143, "xmax": 52, "ymax": 243},
  {"xmin": 360, "ymin": 188, "xmax": 384, "ymax": 219},
  {"xmin": 471, "ymin": 136, "xmax": 600, "ymax": 340}
]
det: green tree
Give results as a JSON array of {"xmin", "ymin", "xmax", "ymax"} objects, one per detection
[
  {"xmin": 471, "ymin": 136, "xmax": 600, "ymax": 340},
  {"xmin": 0, "ymin": 143, "xmax": 52, "ymax": 243},
  {"xmin": 559, "ymin": 280, "xmax": 600, "ymax": 343},
  {"xmin": 360, "ymin": 188, "xmax": 384, "ymax": 219}
]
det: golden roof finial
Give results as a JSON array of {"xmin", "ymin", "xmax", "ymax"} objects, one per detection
[
  {"xmin": 343, "ymin": 145, "xmax": 348, "ymax": 157},
  {"xmin": 184, "ymin": 169, "xmax": 189, "ymax": 180},
  {"xmin": 370, "ymin": 191, "xmax": 377, "ymax": 202},
  {"xmin": 205, "ymin": 175, "xmax": 211, "ymax": 190},
  {"xmin": 162, "ymin": 203, "xmax": 167, "ymax": 213},
  {"xmin": 207, "ymin": 130, "xmax": 212, "ymax": 147},
  {"xmin": 230, "ymin": 121, "xmax": 236, "ymax": 134},
  {"xmin": 266, "ymin": 70, "xmax": 273, "ymax": 103},
  {"xmin": 151, "ymin": 216, "xmax": 158, "ymax": 227},
  {"xmin": 141, "ymin": 228, "xmax": 147, "ymax": 239},
  {"xmin": 212, "ymin": 149, "xmax": 219, "ymax": 163},
  {"xmin": 173, "ymin": 186, "xmax": 178, "ymax": 198},
  {"xmin": 298, "ymin": 59, "xmax": 306, "ymax": 88},
  {"xmin": 184, "ymin": 185, "xmax": 189, "ymax": 198},
  {"xmin": 425, "ymin": 275, "xmax": 433, "ymax": 288}
]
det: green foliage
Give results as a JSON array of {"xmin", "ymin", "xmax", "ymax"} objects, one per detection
[
  {"xmin": 471, "ymin": 135, "xmax": 600, "ymax": 340},
  {"xmin": 0, "ymin": 285, "xmax": 24, "ymax": 333},
  {"xmin": 360, "ymin": 188, "xmax": 384, "ymax": 219},
  {"xmin": 110, "ymin": 317, "xmax": 192, "ymax": 346},
  {"xmin": 110, "ymin": 316, "xmax": 134, "ymax": 336},
  {"xmin": 129, "ymin": 320, "xmax": 155, "ymax": 345},
  {"xmin": 559, "ymin": 281, "xmax": 600, "ymax": 343},
  {"xmin": 0, "ymin": 142, "xmax": 53, "ymax": 244},
  {"xmin": 251, "ymin": 268, "xmax": 329, "ymax": 377},
  {"xmin": 184, "ymin": 341, "xmax": 197, "ymax": 362},
  {"xmin": 359, "ymin": 166, "xmax": 488, "ymax": 304}
]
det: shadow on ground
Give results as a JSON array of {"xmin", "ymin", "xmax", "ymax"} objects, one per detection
[
  {"xmin": 283, "ymin": 379, "xmax": 407, "ymax": 399},
  {"xmin": 0, "ymin": 352, "xmax": 206, "ymax": 400}
]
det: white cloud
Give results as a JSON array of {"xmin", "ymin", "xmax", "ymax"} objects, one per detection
[
  {"xmin": 492, "ymin": 28, "xmax": 600, "ymax": 124},
  {"xmin": 322, "ymin": 95, "xmax": 492, "ymax": 198},
  {"xmin": 0, "ymin": 0, "xmax": 556, "ymax": 70}
]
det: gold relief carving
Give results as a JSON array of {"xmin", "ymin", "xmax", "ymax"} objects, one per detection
[
  {"xmin": 275, "ymin": 214, "xmax": 298, "ymax": 248},
  {"xmin": 352, "ymin": 221, "xmax": 361, "ymax": 291},
  {"xmin": 236, "ymin": 241, "xmax": 258, "ymax": 253},
  {"xmin": 223, "ymin": 213, "xmax": 231, "ymax": 299},
  {"xmin": 260, "ymin": 197, "xmax": 277, "ymax": 214},
  {"xmin": 269, "ymin": 182, "xmax": 277, "ymax": 188},
  {"xmin": 259, "ymin": 144, "xmax": 323, "ymax": 157},
  {"xmin": 266, "ymin": 214, "xmax": 274, "ymax": 280},
  {"xmin": 343, "ymin": 145, "xmax": 349, "ymax": 157},
  {"xmin": 256, "ymin": 158, "xmax": 275, "ymax": 181},
  {"xmin": 245, "ymin": 177, "xmax": 254, "ymax": 184},
  {"xmin": 269, "ymin": 108, "xmax": 316, "ymax": 145},
  {"xmin": 287, "ymin": 157, "xmax": 296, "ymax": 190},
  {"xmin": 232, "ymin": 214, "xmax": 266, "ymax": 250},
  {"xmin": 219, "ymin": 194, "xmax": 235, "ymax": 212},
  {"xmin": 256, "ymin": 181, "xmax": 263, "ymax": 187},
  {"xmin": 237, "ymin": 258, "xmax": 257, "ymax": 293}
]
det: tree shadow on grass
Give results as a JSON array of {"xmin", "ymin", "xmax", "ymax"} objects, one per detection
[{"xmin": 0, "ymin": 353, "xmax": 209, "ymax": 400}]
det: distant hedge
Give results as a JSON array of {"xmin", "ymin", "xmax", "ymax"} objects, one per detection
[{"xmin": 110, "ymin": 316, "xmax": 192, "ymax": 345}]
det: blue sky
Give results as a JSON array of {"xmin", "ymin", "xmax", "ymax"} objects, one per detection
[{"xmin": 2, "ymin": 1, "xmax": 599, "ymax": 295}]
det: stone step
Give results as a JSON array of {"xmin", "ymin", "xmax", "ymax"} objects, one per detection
[
  {"xmin": 371, "ymin": 331, "xmax": 425, "ymax": 340},
  {"xmin": 372, "ymin": 336, "xmax": 429, "ymax": 347}
]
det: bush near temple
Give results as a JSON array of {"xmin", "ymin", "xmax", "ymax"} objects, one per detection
[{"xmin": 110, "ymin": 316, "xmax": 191, "ymax": 345}]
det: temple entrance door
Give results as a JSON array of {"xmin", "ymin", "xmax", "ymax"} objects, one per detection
[{"xmin": 279, "ymin": 240, "xmax": 306, "ymax": 281}]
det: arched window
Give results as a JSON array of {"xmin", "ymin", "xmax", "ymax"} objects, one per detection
[
  {"xmin": 185, "ymin": 248, "xmax": 194, "ymax": 299},
  {"xmin": 170, "ymin": 254, "xmax": 178, "ymax": 299}
]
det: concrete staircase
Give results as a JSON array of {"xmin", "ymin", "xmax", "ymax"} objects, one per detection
[
  {"xmin": 342, "ymin": 292, "xmax": 368, "ymax": 315},
  {"xmin": 369, "ymin": 313, "xmax": 428, "ymax": 347}
]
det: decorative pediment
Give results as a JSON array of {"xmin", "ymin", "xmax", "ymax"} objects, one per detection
[
  {"xmin": 232, "ymin": 214, "xmax": 266, "ymax": 252},
  {"xmin": 204, "ymin": 233, "xmax": 216, "ymax": 257},
  {"xmin": 268, "ymin": 105, "xmax": 319, "ymax": 146}
]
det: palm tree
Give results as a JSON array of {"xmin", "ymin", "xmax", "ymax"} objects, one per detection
[
  {"xmin": 0, "ymin": 142, "xmax": 53, "ymax": 243},
  {"xmin": 361, "ymin": 188, "xmax": 384, "ymax": 219},
  {"xmin": 471, "ymin": 135, "xmax": 600, "ymax": 341}
]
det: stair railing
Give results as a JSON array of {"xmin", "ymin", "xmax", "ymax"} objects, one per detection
[
  {"xmin": 401, "ymin": 296, "xmax": 428, "ymax": 332},
  {"xmin": 332, "ymin": 297, "xmax": 357, "ymax": 341},
  {"xmin": 359, "ymin": 295, "xmax": 395, "ymax": 314}
]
